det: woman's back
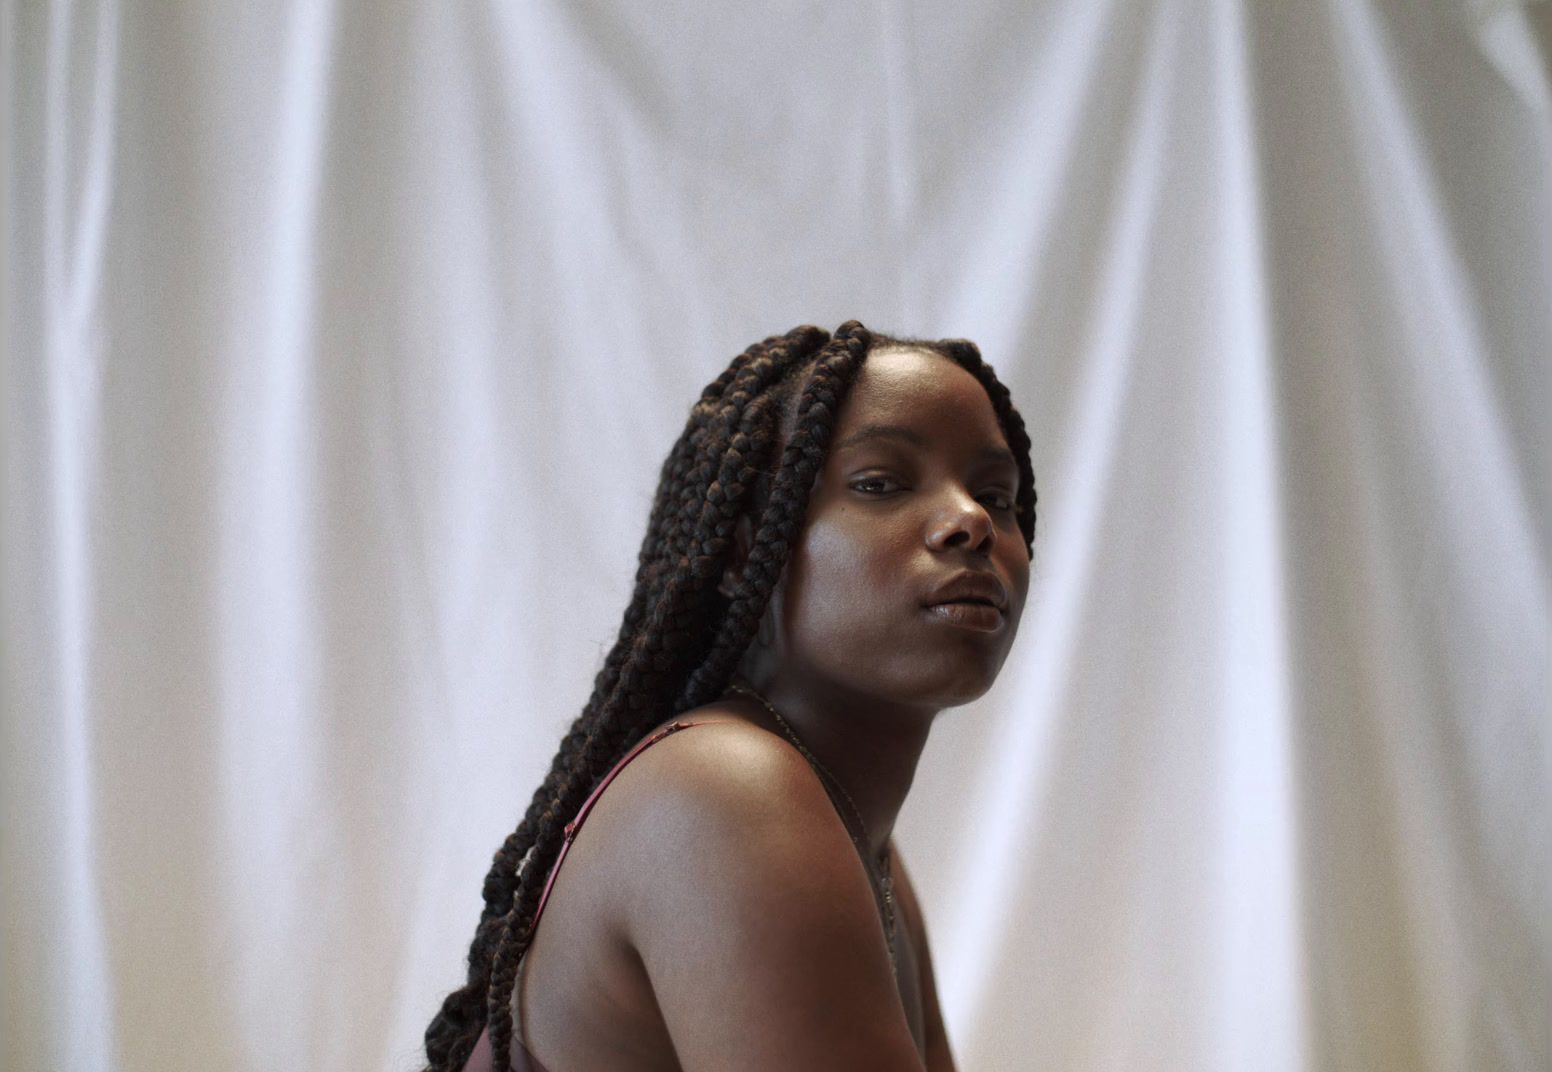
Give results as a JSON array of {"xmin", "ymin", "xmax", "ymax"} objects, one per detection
[{"xmin": 458, "ymin": 700, "xmax": 931, "ymax": 1071}]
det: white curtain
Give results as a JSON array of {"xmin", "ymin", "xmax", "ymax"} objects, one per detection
[{"xmin": 5, "ymin": 2, "xmax": 1548, "ymax": 1070}]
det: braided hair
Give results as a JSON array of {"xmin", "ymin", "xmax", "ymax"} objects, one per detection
[{"xmin": 421, "ymin": 320, "xmax": 1037, "ymax": 1072}]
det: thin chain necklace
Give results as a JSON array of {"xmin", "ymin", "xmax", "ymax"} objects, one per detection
[{"xmin": 724, "ymin": 680, "xmax": 898, "ymax": 966}]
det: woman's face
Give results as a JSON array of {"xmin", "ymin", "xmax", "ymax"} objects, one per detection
[{"xmin": 767, "ymin": 347, "xmax": 1031, "ymax": 710}]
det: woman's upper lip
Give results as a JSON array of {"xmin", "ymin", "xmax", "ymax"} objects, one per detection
[{"xmin": 922, "ymin": 570, "xmax": 1009, "ymax": 611}]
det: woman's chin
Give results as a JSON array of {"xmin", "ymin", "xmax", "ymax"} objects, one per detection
[{"xmin": 895, "ymin": 661, "xmax": 1005, "ymax": 710}]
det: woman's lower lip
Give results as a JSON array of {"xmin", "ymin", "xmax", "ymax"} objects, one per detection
[{"xmin": 923, "ymin": 602, "xmax": 1004, "ymax": 631}]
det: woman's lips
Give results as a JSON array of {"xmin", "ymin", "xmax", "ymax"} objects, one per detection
[{"xmin": 923, "ymin": 601, "xmax": 1004, "ymax": 632}]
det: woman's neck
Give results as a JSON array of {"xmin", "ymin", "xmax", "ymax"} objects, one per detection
[{"xmin": 725, "ymin": 671, "xmax": 938, "ymax": 864}]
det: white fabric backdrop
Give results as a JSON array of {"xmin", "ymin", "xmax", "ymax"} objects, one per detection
[{"xmin": 5, "ymin": 2, "xmax": 1549, "ymax": 1070}]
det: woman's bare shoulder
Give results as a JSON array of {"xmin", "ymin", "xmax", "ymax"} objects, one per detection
[
  {"xmin": 585, "ymin": 707, "xmax": 923, "ymax": 1069},
  {"xmin": 589, "ymin": 704, "xmax": 822, "ymax": 855}
]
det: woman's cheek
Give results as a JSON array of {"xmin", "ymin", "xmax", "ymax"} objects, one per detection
[{"xmin": 785, "ymin": 517, "xmax": 888, "ymax": 640}]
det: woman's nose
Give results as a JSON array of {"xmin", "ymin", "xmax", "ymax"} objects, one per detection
[{"xmin": 926, "ymin": 491, "xmax": 995, "ymax": 553}]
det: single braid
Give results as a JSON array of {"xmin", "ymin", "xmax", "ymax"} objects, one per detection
[
  {"xmin": 679, "ymin": 321, "xmax": 874, "ymax": 708},
  {"xmin": 481, "ymin": 343, "xmax": 831, "ymax": 1068},
  {"xmin": 422, "ymin": 321, "xmax": 1037, "ymax": 1072},
  {"xmin": 422, "ymin": 329, "xmax": 815, "ymax": 1071},
  {"xmin": 479, "ymin": 330, "xmax": 834, "ymax": 1071}
]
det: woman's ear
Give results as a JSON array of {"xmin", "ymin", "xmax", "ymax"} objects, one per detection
[{"xmin": 717, "ymin": 514, "xmax": 755, "ymax": 599}]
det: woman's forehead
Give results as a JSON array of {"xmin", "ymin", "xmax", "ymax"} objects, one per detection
[{"xmin": 836, "ymin": 347, "xmax": 1003, "ymax": 439}]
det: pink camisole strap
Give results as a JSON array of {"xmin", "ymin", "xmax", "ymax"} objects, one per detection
[
  {"xmin": 460, "ymin": 718, "xmax": 731, "ymax": 1072},
  {"xmin": 530, "ymin": 718, "xmax": 730, "ymax": 932}
]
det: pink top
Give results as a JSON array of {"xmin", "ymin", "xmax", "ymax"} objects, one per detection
[{"xmin": 460, "ymin": 718, "xmax": 730, "ymax": 1072}]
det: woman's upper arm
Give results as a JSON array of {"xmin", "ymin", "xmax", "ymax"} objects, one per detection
[
  {"xmin": 892, "ymin": 852, "xmax": 958, "ymax": 1072},
  {"xmin": 617, "ymin": 725, "xmax": 927, "ymax": 1072}
]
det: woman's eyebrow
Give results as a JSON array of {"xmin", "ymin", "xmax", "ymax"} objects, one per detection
[
  {"xmin": 835, "ymin": 424, "xmax": 928, "ymax": 452},
  {"xmin": 835, "ymin": 423, "xmax": 1017, "ymax": 469},
  {"xmin": 979, "ymin": 446, "xmax": 1020, "ymax": 471}
]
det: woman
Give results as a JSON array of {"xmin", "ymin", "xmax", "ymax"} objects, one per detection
[{"xmin": 424, "ymin": 321, "xmax": 1036, "ymax": 1071}]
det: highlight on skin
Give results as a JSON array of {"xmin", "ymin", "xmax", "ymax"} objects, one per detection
[{"xmin": 421, "ymin": 321, "xmax": 1038, "ymax": 1072}]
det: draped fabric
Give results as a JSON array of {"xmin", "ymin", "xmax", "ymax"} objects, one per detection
[{"xmin": 5, "ymin": 2, "xmax": 1548, "ymax": 1069}]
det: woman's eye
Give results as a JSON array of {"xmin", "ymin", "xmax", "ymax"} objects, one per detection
[
  {"xmin": 851, "ymin": 477, "xmax": 901, "ymax": 495},
  {"xmin": 981, "ymin": 492, "xmax": 1016, "ymax": 511}
]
